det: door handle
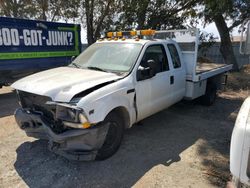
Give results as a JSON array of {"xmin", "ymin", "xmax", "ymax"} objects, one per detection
[{"xmin": 170, "ymin": 75, "xmax": 174, "ymax": 85}]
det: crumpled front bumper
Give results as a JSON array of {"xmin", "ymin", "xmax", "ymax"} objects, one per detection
[{"xmin": 14, "ymin": 108, "xmax": 109, "ymax": 161}]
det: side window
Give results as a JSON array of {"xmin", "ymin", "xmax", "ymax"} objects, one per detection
[
  {"xmin": 140, "ymin": 45, "xmax": 169, "ymax": 74},
  {"xmin": 167, "ymin": 44, "xmax": 181, "ymax": 68}
]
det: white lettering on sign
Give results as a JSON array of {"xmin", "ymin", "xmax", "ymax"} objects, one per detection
[
  {"xmin": 23, "ymin": 29, "xmax": 31, "ymax": 45},
  {"xmin": 0, "ymin": 28, "xmax": 74, "ymax": 47},
  {"xmin": 0, "ymin": 28, "xmax": 20, "ymax": 46},
  {"xmin": 11, "ymin": 29, "xmax": 20, "ymax": 46},
  {"xmin": 37, "ymin": 30, "xmax": 42, "ymax": 45},
  {"xmin": 46, "ymin": 31, "xmax": 70, "ymax": 46},
  {"xmin": 2, "ymin": 28, "xmax": 12, "ymax": 46},
  {"xmin": 23, "ymin": 29, "xmax": 43, "ymax": 46}
]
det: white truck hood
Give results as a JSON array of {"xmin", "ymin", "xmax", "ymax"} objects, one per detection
[{"xmin": 11, "ymin": 67, "xmax": 122, "ymax": 102}]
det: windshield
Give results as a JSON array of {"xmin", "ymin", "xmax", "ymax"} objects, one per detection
[{"xmin": 71, "ymin": 43, "xmax": 142, "ymax": 73}]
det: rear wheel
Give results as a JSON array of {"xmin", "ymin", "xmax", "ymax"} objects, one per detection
[
  {"xmin": 96, "ymin": 112, "xmax": 124, "ymax": 160},
  {"xmin": 200, "ymin": 82, "xmax": 217, "ymax": 106}
]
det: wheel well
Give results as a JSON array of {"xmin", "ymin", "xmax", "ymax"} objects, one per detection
[
  {"xmin": 207, "ymin": 74, "xmax": 223, "ymax": 90},
  {"xmin": 108, "ymin": 107, "xmax": 130, "ymax": 129}
]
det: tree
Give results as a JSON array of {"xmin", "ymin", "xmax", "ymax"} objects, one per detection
[
  {"xmin": 115, "ymin": 0, "xmax": 199, "ymax": 30},
  {"xmin": 199, "ymin": 0, "xmax": 250, "ymax": 70},
  {"xmin": 0, "ymin": 0, "xmax": 80, "ymax": 22},
  {"xmin": 0, "ymin": 0, "xmax": 36, "ymax": 18},
  {"xmin": 33, "ymin": 0, "xmax": 80, "ymax": 22},
  {"xmin": 83, "ymin": 0, "xmax": 117, "ymax": 44},
  {"xmin": 114, "ymin": 0, "xmax": 151, "ymax": 30}
]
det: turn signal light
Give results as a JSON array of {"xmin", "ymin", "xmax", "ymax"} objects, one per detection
[{"xmin": 82, "ymin": 122, "xmax": 91, "ymax": 129}]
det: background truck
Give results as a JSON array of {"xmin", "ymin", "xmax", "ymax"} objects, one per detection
[
  {"xmin": 0, "ymin": 17, "xmax": 81, "ymax": 88},
  {"xmin": 12, "ymin": 28, "xmax": 232, "ymax": 161},
  {"xmin": 230, "ymin": 19, "xmax": 250, "ymax": 188}
]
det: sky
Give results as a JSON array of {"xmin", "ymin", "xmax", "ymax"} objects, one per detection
[
  {"xmin": 197, "ymin": 22, "xmax": 240, "ymax": 40},
  {"xmin": 198, "ymin": 22, "xmax": 220, "ymax": 38}
]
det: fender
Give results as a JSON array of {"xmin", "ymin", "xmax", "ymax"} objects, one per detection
[{"xmin": 76, "ymin": 79, "xmax": 137, "ymax": 128}]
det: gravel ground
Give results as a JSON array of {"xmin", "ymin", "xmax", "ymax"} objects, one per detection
[{"xmin": 0, "ymin": 85, "xmax": 249, "ymax": 188}]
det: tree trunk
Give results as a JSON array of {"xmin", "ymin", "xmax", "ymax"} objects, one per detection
[
  {"xmin": 39, "ymin": 0, "xmax": 48, "ymax": 21},
  {"xmin": 214, "ymin": 14, "xmax": 239, "ymax": 71},
  {"xmin": 136, "ymin": 0, "xmax": 150, "ymax": 29},
  {"xmin": 94, "ymin": 0, "xmax": 112, "ymax": 40},
  {"xmin": 85, "ymin": 0, "xmax": 95, "ymax": 45},
  {"xmin": 12, "ymin": 0, "xmax": 18, "ymax": 17}
]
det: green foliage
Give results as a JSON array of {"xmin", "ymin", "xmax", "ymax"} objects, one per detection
[
  {"xmin": 114, "ymin": 0, "xmax": 199, "ymax": 31},
  {"xmin": 201, "ymin": 0, "xmax": 250, "ymax": 31},
  {"xmin": 199, "ymin": 32, "xmax": 216, "ymax": 56},
  {"xmin": 0, "ymin": 0, "xmax": 36, "ymax": 18},
  {"xmin": 0, "ymin": 0, "xmax": 80, "ymax": 21}
]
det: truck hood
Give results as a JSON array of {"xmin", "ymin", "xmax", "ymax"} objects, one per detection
[{"xmin": 11, "ymin": 67, "xmax": 122, "ymax": 102}]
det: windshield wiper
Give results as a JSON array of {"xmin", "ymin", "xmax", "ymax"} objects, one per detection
[
  {"xmin": 70, "ymin": 62, "xmax": 82, "ymax": 68},
  {"xmin": 87, "ymin": 66, "xmax": 107, "ymax": 72}
]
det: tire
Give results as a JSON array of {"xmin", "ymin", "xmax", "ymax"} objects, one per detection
[
  {"xmin": 200, "ymin": 82, "xmax": 217, "ymax": 106},
  {"xmin": 96, "ymin": 112, "xmax": 124, "ymax": 160}
]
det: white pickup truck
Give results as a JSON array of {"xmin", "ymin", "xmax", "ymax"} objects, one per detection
[
  {"xmin": 230, "ymin": 97, "xmax": 250, "ymax": 188},
  {"xmin": 230, "ymin": 20, "xmax": 250, "ymax": 188},
  {"xmin": 12, "ymin": 29, "xmax": 232, "ymax": 161}
]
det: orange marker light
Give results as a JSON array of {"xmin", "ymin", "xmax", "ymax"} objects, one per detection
[
  {"xmin": 117, "ymin": 32, "xmax": 122, "ymax": 37},
  {"xmin": 141, "ymin": 29, "xmax": 155, "ymax": 36},
  {"xmin": 130, "ymin": 31, "xmax": 137, "ymax": 36},
  {"xmin": 82, "ymin": 122, "xmax": 91, "ymax": 129},
  {"xmin": 107, "ymin": 32, "xmax": 113, "ymax": 38}
]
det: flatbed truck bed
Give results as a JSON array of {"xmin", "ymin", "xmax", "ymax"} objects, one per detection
[
  {"xmin": 196, "ymin": 62, "xmax": 228, "ymax": 74},
  {"xmin": 195, "ymin": 62, "xmax": 232, "ymax": 81}
]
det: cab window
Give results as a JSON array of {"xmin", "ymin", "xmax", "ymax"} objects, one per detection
[
  {"xmin": 140, "ymin": 45, "xmax": 169, "ymax": 74},
  {"xmin": 167, "ymin": 44, "xmax": 181, "ymax": 68}
]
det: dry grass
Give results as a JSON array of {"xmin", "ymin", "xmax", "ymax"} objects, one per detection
[
  {"xmin": 198, "ymin": 56, "xmax": 215, "ymax": 64},
  {"xmin": 226, "ymin": 64, "xmax": 250, "ymax": 91}
]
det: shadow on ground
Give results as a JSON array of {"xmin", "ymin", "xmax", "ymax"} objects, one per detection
[
  {"xmin": 14, "ymin": 95, "xmax": 243, "ymax": 188},
  {"xmin": 0, "ymin": 91, "xmax": 18, "ymax": 118}
]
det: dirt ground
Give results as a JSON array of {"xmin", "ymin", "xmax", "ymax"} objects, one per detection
[{"xmin": 0, "ymin": 67, "xmax": 249, "ymax": 188}]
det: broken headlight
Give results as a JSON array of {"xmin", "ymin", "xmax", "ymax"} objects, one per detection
[{"xmin": 56, "ymin": 105, "xmax": 87, "ymax": 123}]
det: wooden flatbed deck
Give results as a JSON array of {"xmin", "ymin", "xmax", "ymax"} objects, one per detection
[{"xmin": 196, "ymin": 62, "xmax": 227, "ymax": 74}]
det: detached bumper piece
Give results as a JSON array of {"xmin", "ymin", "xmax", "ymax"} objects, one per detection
[{"xmin": 14, "ymin": 108, "xmax": 109, "ymax": 161}]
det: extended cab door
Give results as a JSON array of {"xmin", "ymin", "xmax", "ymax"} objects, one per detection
[
  {"xmin": 135, "ymin": 44, "xmax": 174, "ymax": 121},
  {"xmin": 166, "ymin": 43, "xmax": 186, "ymax": 103}
]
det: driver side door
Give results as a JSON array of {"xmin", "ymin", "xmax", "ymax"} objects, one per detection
[{"xmin": 135, "ymin": 44, "xmax": 173, "ymax": 121}]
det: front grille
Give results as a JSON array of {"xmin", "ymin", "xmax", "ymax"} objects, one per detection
[{"xmin": 18, "ymin": 91, "xmax": 65, "ymax": 133}]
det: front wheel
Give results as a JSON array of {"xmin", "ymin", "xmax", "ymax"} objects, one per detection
[{"xmin": 96, "ymin": 112, "xmax": 124, "ymax": 160}]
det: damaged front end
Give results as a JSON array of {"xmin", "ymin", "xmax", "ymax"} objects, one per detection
[{"xmin": 14, "ymin": 91, "xmax": 109, "ymax": 161}]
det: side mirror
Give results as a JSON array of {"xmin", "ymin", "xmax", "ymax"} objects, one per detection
[
  {"xmin": 146, "ymin": 59, "xmax": 157, "ymax": 77},
  {"xmin": 137, "ymin": 59, "xmax": 156, "ymax": 81}
]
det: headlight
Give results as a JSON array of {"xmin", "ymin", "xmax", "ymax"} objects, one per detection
[
  {"xmin": 47, "ymin": 103, "xmax": 91, "ymax": 129},
  {"xmin": 56, "ymin": 105, "xmax": 87, "ymax": 123},
  {"xmin": 79, "ymin": 113, "xmax": 88, "ymax": 123}
]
